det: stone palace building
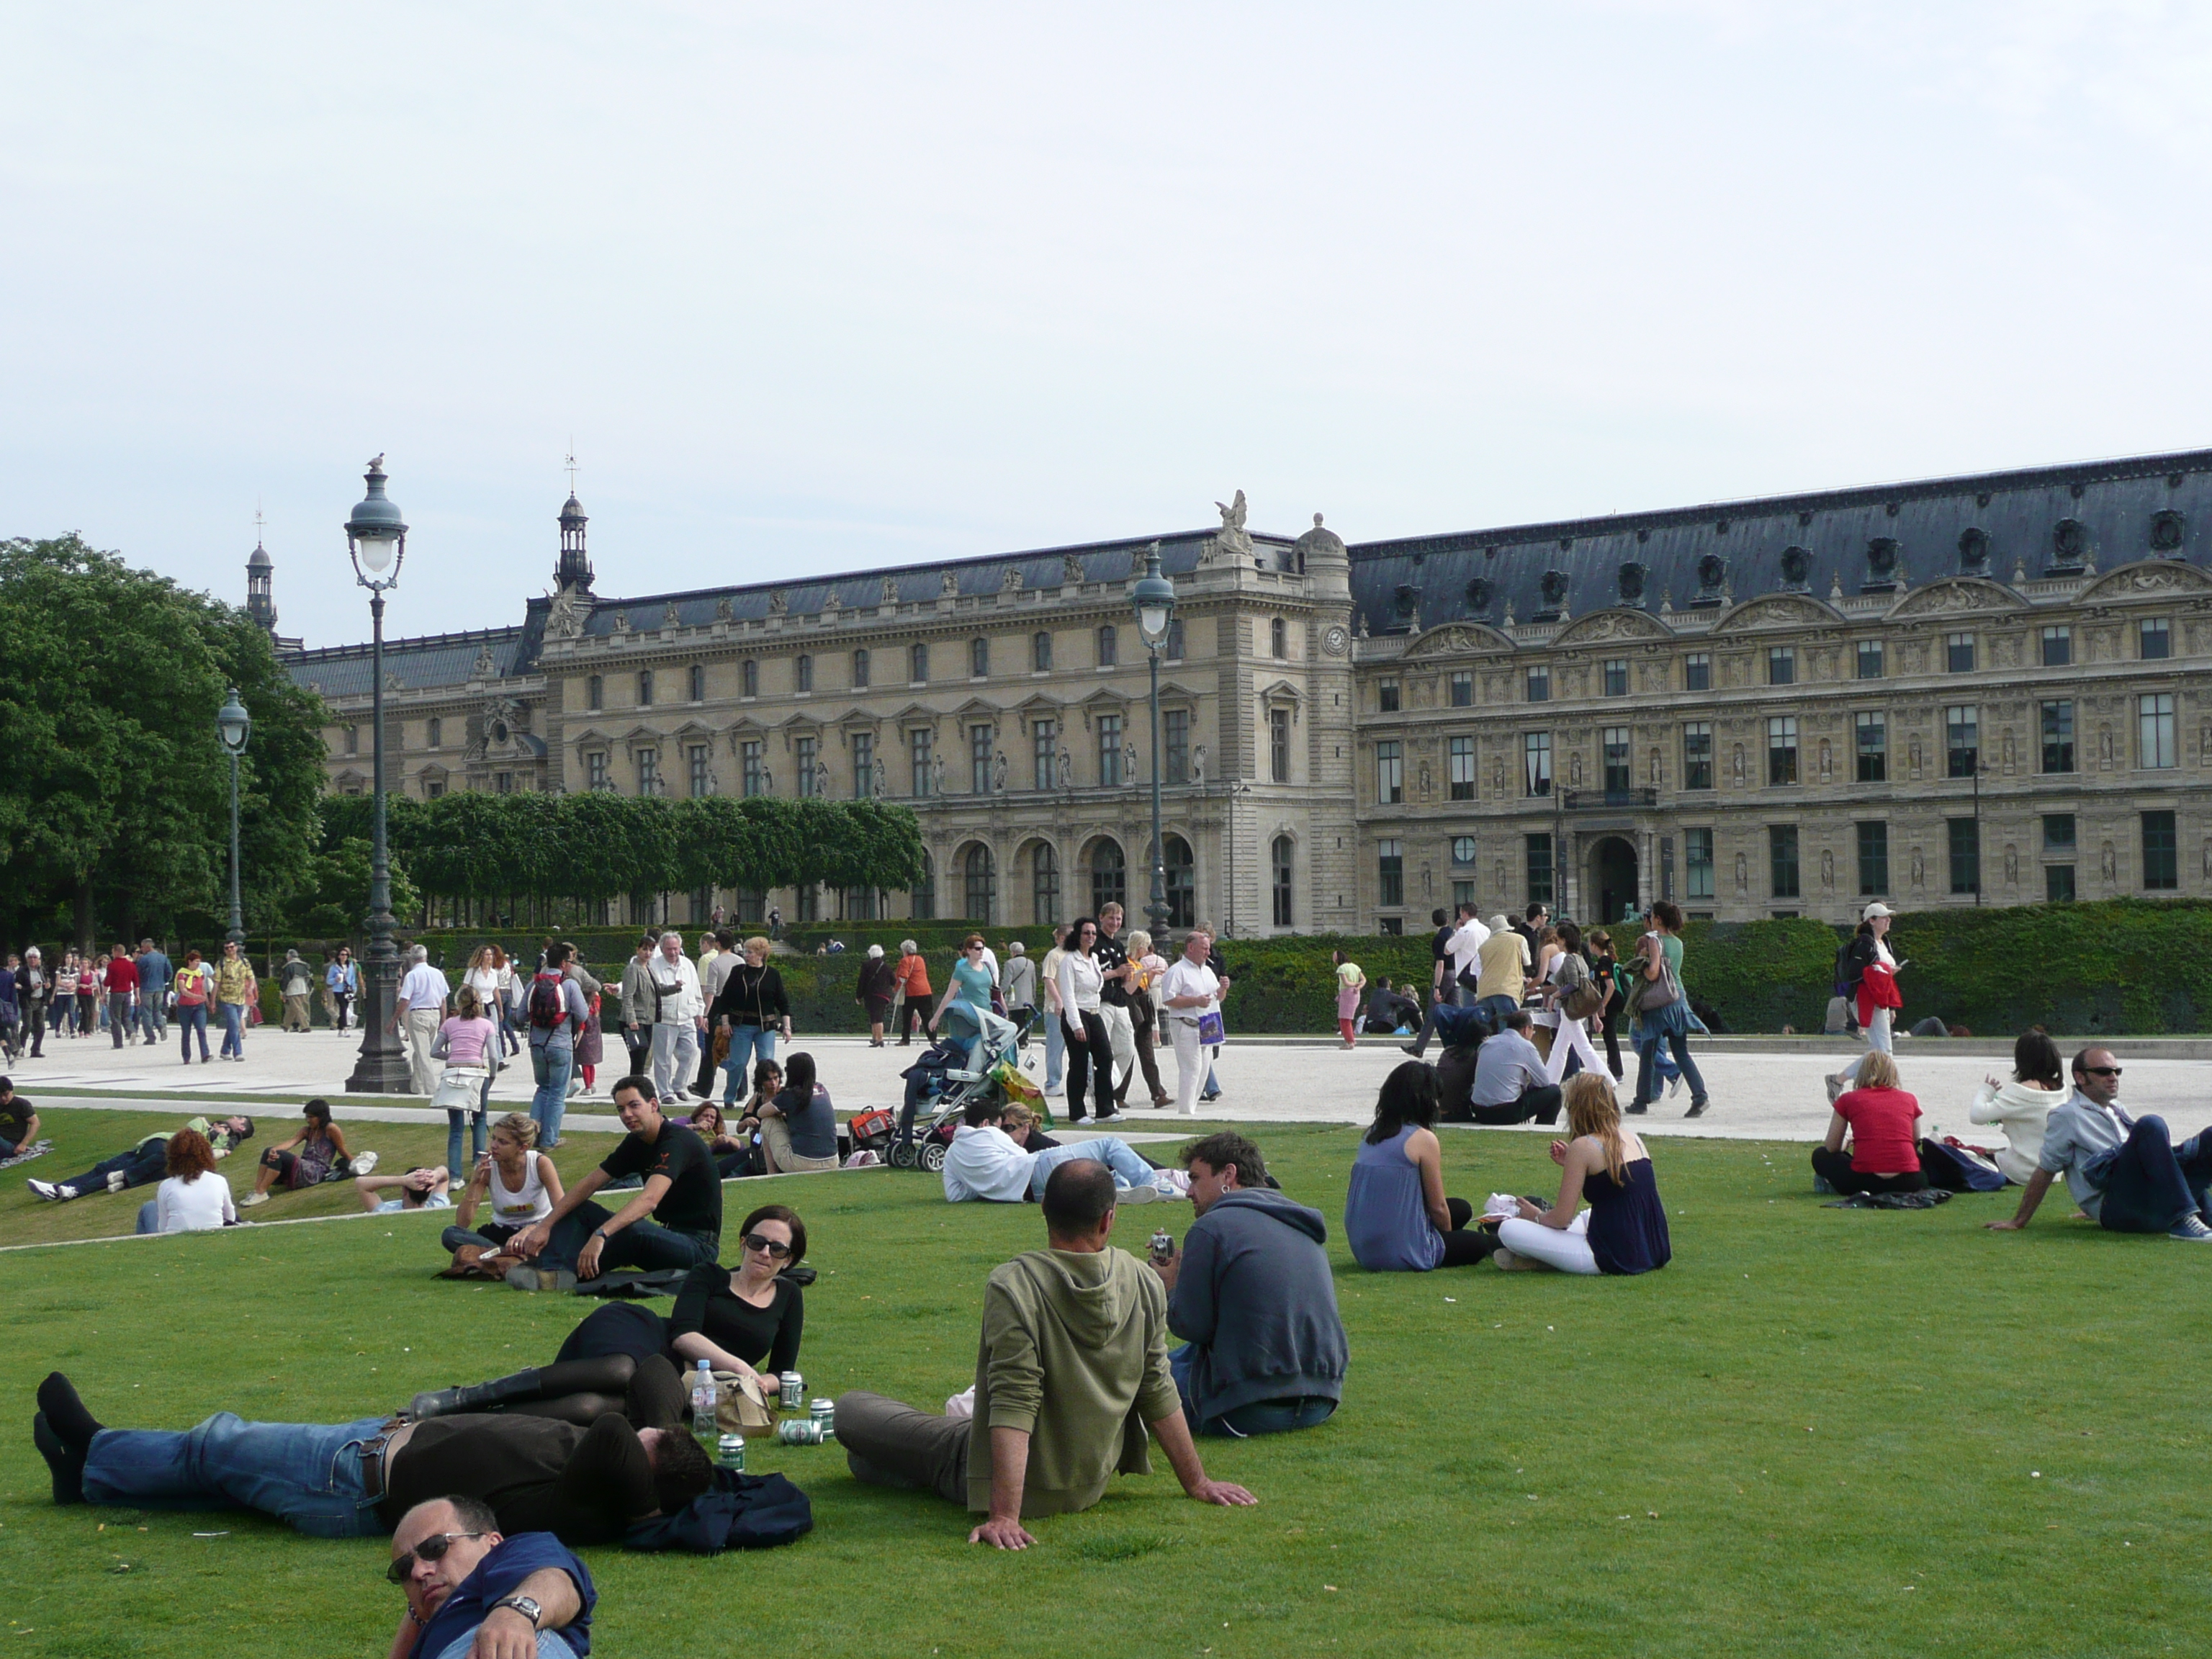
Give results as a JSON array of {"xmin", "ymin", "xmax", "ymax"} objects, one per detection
[{"xmin": 271, "ymin": 445, "xmax": 2212, "ymax": 935}]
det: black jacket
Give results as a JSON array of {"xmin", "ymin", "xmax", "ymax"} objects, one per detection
[{"xmin": 709, "ymin": 963, "xmax": 789, "ymax": 1028}]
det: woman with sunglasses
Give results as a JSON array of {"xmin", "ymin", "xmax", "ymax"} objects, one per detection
[
  {"xmin": 930, "ymin": 933, "xmax": 1015, "ymax": 1077},
  {"xmin": 666, "ymin": 1204, "xmax": 808, "ymax": 1398},
  {"xmin": 1056, "ymin": 917, "xmax": 1120, "ymax": 1123}
]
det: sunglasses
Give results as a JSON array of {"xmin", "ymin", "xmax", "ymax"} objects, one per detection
[
  {"xmin": 387, "ymin": 1532, "xmax": 484, "ymax": 1583},
  {"xmin": 2082, "ymin": 1066, "xmax": 2123, "ymax": 1078},
  {"xmin": 741, "ymin": 1232, "xmax": 794, "ymax": 1258}
]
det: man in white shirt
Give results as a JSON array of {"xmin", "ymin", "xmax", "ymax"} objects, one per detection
[
  {"xmin": 393, "ymin": 946, "xmax": 452, "ymax": 1096},
  {"xmin": 1466, "ymin": 1011, "xmax": 1562, "ymax": 1125},
  {"xmin": 644, "ymin": 932, "xmax": 706, "ymax": 1107},
  {"xmin": 1159, "ymin": 928, "xmax": 1227, "ymax": 1116},
  {"xmin": 941, "ymin": 1099, "xmax": 1168, "ymax": 1204}
]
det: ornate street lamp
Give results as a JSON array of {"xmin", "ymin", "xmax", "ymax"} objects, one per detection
[
  {"xmin": 216, "ymin": 687, "xmax": 252, "ymax": 947},
  {"xmin": 1133, "ymin": 541, "xmax": 1177, "ymax": 938},
  {"xmin": 343, "ymin": 456, "xmax": 414, "ymax": 1093}
]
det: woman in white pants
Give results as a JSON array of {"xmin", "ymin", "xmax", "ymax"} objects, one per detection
[
  {"xmin": 1537, "ymin": 922, "xmax": 1603, "ymax": 1087},
  {"xmin": 1494, "ymin": 1071, "xmax": 1672, "ymax": 1276},
  {"xmin": 1158, "ymin": 927, "xmax": 1225, "ymax": 1116},
  {"xmin": 1826, "ymin": 904, "xmax": 1899, "ymax": 1102}
]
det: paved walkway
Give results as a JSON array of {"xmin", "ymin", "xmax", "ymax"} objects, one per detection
[{"xmin": 16, "ymin": 1025, "xmax": 2212, "ymax": 1144}]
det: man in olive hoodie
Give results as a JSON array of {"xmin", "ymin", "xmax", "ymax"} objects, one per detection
[{"xmin": 836, "ymin": 1161, "xmax": 1257, "ymax": 1548}]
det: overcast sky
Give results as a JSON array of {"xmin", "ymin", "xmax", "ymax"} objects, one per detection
[{"xmin": 6, "ymin": 1, "xmax": 2210, "ymax": 647}]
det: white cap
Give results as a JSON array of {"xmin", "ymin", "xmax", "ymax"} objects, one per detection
[{"xmin": 1862, "ymin": 902, "xmax": 1894, "ymax": 920}]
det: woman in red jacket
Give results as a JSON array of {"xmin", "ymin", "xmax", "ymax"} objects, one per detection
[{"xmin": 1826, "ymin": 903, "xmax": 1902, "ymax": 1105}]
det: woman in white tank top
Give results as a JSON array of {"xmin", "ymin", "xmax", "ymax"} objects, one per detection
[{"xmin": 441, "ymin": 1112, "xmax": 565, "ymax": 1274}]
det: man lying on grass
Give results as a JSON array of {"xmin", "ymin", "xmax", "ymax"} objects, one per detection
[
  {"xmin": 836, "ymin": 1159, "xmax": 1257, "ymax": 1549},
  {"xmin": 386, "ymin": 1496, "xmax": 595, "ymax": 1659}
]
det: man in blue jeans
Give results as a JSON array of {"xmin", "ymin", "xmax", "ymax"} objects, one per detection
[
  {"xmin": 135, "ymin": 939, "xmax": 171, "ymax": 1043},
  {"xmin": 526, "ymin": 945, "xmax": 591, "ymax": 1150},
  {"xmin": 940, "ymin": 1099, "xmax": 1173, "ymax": 1204},
  {"xmin": 1986, "ymin": 1045, "xmax": 2212, "ymax": 1241}
]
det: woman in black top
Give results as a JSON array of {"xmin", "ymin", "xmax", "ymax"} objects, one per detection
[
  {"xmin": 708, "ymin": 938, "xmax": 791, "ymax": 1106},
  {"xmin": 668, "ymin": 1204, "xmax": 806, "ymax": 1393}
]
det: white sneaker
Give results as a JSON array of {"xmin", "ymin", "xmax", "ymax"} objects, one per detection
[
  {"xmin": 1115, "ymin": 1182, "xmax": 1159, "ymax": 1204},
  {"xmin": 1491, "ymin": 1245, "xmax": 1536, "ymax": 1271},
  {"xmin": 107, "ymin": 1171, "xmax": 127, "ymax": 1192},
  {"xmin": 27, "ymin": 1179, "xmax": 59, "ymax": 1201},
  {"xmin": 1667, "ymin": 1074, "xmax": 1684, "ymax": 1099},
  {"xmin": 1094, "ymin": 1110, "xmax": 1125, "ymax": 1124},
  {"xmin": 351, "ymin": 1150, "xmax": 379, "ymax": 1175},
  {"xmin": 238, "ymin": 1191, "xmax": 269, "ymax": 1208}
]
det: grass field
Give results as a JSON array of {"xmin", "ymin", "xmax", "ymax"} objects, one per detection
[{"xmin": 1, "ymin": 1110, "xmax": 2202, "ymax": 1658}]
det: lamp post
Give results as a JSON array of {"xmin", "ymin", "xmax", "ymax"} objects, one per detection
[
  {"xmin": 1133, "ymin": 542, "xmax": 1177, "ymax": 938},
  {"xmin": 343, "ymin": 456, "xmax": 414, "ymax": 1094},
  {"xmin": 216, "ymin": 688, "xmax": 252, "ymax": 947}
]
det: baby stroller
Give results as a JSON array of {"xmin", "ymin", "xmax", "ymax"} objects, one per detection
[{"xmin": 887, "ymin": 1007, "xmax": 1044, "ymax": 1172}]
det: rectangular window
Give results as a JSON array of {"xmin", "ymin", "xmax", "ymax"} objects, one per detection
[
  {"xmin": 969, "ymin": 724, "xmax": 992, "ymax": 793},
  {"xmin": 688, "ymin": 744, "xmax": 711, "ymax": 799},
  {"xmin": 1098, "ymin": 712, "xmax": 1123, "ymax": 786},
  {"xmin": 1604, "ymin": 658, "xmax": 1629, "ymax": 696},
  {"xmin": 2041, "ymin": 626, "xmax": 2072, "ymax": 667},
  {"xmin": 427, "ymin": 716, "xmax": 442, "ymax": 748},
  {"xmin": 910, "ymin": 642, "xmax": 929, "ymax": 684},
  {"xmin": 742, "ymin": 660, "xmax": 758, "ymax": 698},
  {"xmin": 1164, "ymin": 708, "xmax": 1189, "ymax": 784},
  {"xmin": 2141, "ymin": 619, "xmax": 2171, "ymax": 660},
  {"xmin": 689, "ymin": 664, "xmax": 705, "ymax": 703},
  {"xmin": 1769, "ymin": 825, "xmax": 1801, "ymax": 899},
  {"xmin": 1165, "ymin": 617, "xmax": 1184, "ymax": 661},
  {"xmin": 1603, "ymin": 726, "xmax": 1630, "ymax": 792},
  {"xmin": 2046, "ymin": 864, "xmax": 2077, "ymax": 902},
  {"xmin": 853, "ymin": 648, "xmax": 871, "ymax": 689},
  {"xmin": 1856, "ymin": 822, "xmax": 1888, "ymax": 896},
  {"xmin": 1031, "ymin": 632, "xmax": 1052, "ymax": 673},
  {"xmin": 1452, "ymin": 879, "xmax": 1475, "ymax": 910},
  {"xmin": 1768, "ymin": 646, "xmax": 1796, "ymax": 686},
  {"xmin": 1767, "ymin": 716, "xmax": 1798, "ymax": 786},
  {"xmin": 635, "ymin": 748, "xmax": 660, "ymax": 796},
  {"xmin": 1272, "ymin": 838, "xmax": 1294, "ymax": 925},
  {"xmin": 345, "ymin": 725, "xmax": 359, "ymax": 755},
  {"xmin": 1857, "ymin": 640, "xmax": 1884, "ymax": 679},
  {"xmin": 740, "ymin": 739, "xmax": 765, "ymax": 796},
  {"xmin": 796, "ymin": 884, "xmax": 819, "ymax": 924},
  {"xmin": 2140, "ymin": 693, "xmax": 2177, "ymax": 768},
  {"xmin": 1684, "ymin": 828, "xmax": 1714, "ymax": 899},
  {"xmin": 2044, "ymin": 814, "xmax": 2076, "ymax": 853},
  {"xmin": 1855, "ymin": 711, "xmax": 1887, "ymax": 783},
  {"xmin": 2041, "ymin": 700, "xmax": 2074, "ymax": 773},
  {"xmin": 1378, "ymin": 680, "xmax": 1401, "ymax": 713},
  {"xmin": 794, "ymin": 734, "xmax": 817, "ymax": 799},
  {"xmin": 909, "ymin": 728, "xmax": 932, "ymax": 796},
  {"xmin": 1449, "ymin": 735, "xmax": 1475, "ymax": 801},
  {"xmin": 1526, "ymin": 667, "xmax": 1550, "ymax": 703},
  {"xmin": 2144, "ymin": 811, "xmax": 2179, "ymax": 891},
  {"xmin": 1033, "ymin": 719, "xmax": 1056, "ymax": 791},
  {"xmin": 1270, "ymin": 618, "xmax": 1287, "ymax": 659},
  {"xmin": 1376, "ymin": 741, "xmax": 1403, "ymax": 805},
  {"xmin": 1377, "ymin": 839, "xmax": 1403, "ymax": 908},
  {"xmin": 1524, "ymin": 732, "xmax": 1552, "ymax": 797},
  {"xmin": 1450, "ymin": 670, "xmax": 1473, "ymax": 707},
  {"xmin": 1683, "ymin": 722, "xmax": 1713, "ymax": 791},
  {"xmin": 853, "ymin": 732, "xmax": 874, "ymax": 798},
  {"xmin": 1948, "ymin": 817, "xmax": 1981, "ymax": 896},
  {"xmin": 423, "ymin": 778, "xmax": 446, "ymax": 799},
  {"xmin": 585, "ymin": 750, "xmax": 608, "ymax": 791},
  {"xmin": 586, "ymin": 676, "xmax": 603, "ymax": 711},
  {"xmin": 493, "ymin": 772, "xmax": 512, "ymax": 795},
  {"xmin": 970, "ymin": 637, "xmax": 989, "ymax": 679},
  {"xmin": 1524, "ymin": 834, "xmax": 1554, "ymax": 905},
  {"xmin": 1683, "ymin": 653, "xmax": 1711, "ymax": 692},
  {"xmin": 1269, "ymin": 708, "xmax": 1290, "ymax": 783},
  {"xmin": 1946, "ymin": 631, "xmax": 1976, "ymax": 673},
  {"xmin": 1946, "ymin": 705, "xmax": 1979, "ymax": 778},
  {"xmin": 1097, "ymin": 625, "xmax": 1119, "ymax": 668}
]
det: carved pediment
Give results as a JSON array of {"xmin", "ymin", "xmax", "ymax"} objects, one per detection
[
  {"xmin": 1398, "ymin": 621, "xmax": 1516, "ymax": 660},
  {"xmin": 1710, "ymin": 594, "xmax": 1843, "ymax": 634},
  {"xmin": 1883, "ymin": 577, "xmax": 2027, "ymax": 621},
  {"xmin": 1550, "ymin": 608, "xmax": 1673, "ymax": 647},
  {"xmin": 2077, "ymin": 559, "xmax": 2212, "ymax": 604}
]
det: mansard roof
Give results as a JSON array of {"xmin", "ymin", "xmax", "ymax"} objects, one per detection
[
  {"xmin": 1344, "ymin": 445, "xmax": 2212, "ymax": 637},
  {"xmin": 287, "ymin": 627, "xmax": 527, "ymax": 699}
]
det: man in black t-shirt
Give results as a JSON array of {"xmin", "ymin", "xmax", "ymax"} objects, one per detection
[
  {"xmin": 507, "ymin": 1076, "xmax": 721, "ymax": 1289},
  {"xmin": 1093, "ymin": 902, "xmax": 1135, "ymax": 1118},
  {"xmin": 1426, "ymin": 909, "xmax": 1457, "ymax": 1007},
  {"xmin": 0, "ymin": 1080, "xmax": 40, "ymax": 1161}
]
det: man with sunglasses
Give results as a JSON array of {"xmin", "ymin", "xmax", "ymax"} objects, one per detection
[
  {"xmin": 1987, "ymin": 1046, "xmax": 2212, "ymax": 1240},
  {"xmin": 387, "ymin": 1496, "xmax": 594, "ymax": 1659}
]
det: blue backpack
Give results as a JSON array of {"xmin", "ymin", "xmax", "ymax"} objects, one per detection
[{"xmin": 1920, "ymin": 1139, "xmax": 2008, "ymax": 1192}]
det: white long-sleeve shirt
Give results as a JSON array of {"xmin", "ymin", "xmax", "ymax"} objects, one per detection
[
  {"xmin": 156, "ymin": 1172, "xmax": 236, "ymax": 1232},
  {"xmin": 646, "ymin": 953, "xmax": 704, "ymax": 1023},
  {"xmin": 1056, "ymin": 950, "xmax": 1104, "ymax": 1023},
  {"xmin": 1447, "ymin": 917, "xmax": 1492, "ymax": 981},
  {"xmin": 942, "ymin": 1124, "xmax": 1036, "ymax": 1203},
  {"xmin": 1969, "ymin": 1079, "xmax": 2060, "ymax": 1186}
]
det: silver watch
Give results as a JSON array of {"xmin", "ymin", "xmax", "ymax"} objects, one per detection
[{"xmin": 491, "ymin": 1595, "xmax": 542, "ymax": 1629}]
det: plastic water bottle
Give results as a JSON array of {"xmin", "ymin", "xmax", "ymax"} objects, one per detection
[{"xmin": 691, "ymin": 1359, "xmax": 719, "ymax": 1445}]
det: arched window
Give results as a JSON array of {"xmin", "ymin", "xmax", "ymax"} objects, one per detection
[
  {"xmin": 796, "ymin": 654, "xmax": 814, "ymax": 693},
  {"xmin": 637, "ymin": 669, "xmax": 655, "ymax": 707},
  {"xmin": 741, "ymin": 660, "xmax": 758, "ymax": 698},
  {"xmin": 586, "ymin": 675, "xmax": 603, "ymax": 711},
  {"xmin": 853, "ymin": 647, "xmax": 871, "ymax": 689},
  {"xmin": 911, "ymin": 642, "xmax": 930, "ymax": 684},
  {"xmin": 1097, "ymin": 624, "xmax": 1119, "ymax": 667},
  {"xmin": 963, "ymin": 844, "xmax": 996, "ymax": 923},
  {"xmin": 1271, "ymin": 618, "xmax": 1287, "ymax": 658},
  {"xmin": 1087, "ymin": 837, "xmax": 1126, "ymax": 914},
  {"xmin": 1032, "ymin": 631, "xmax": 1052, "ymax": 672},
  {"xmin": 911, "ymin": 849, "xmax": 936, "ymax": 921},
  {"xmin": 1272, "ymin": 835, "xmax": 1295, "ymax": 925},
  {"xmin": 1164, "ymin": 835, "xmax": 1195, "ymax": 929},
  {"xmin": 971, "ymin": 637, "xmax": 990, "ymax": 678},
  {"xmin": 688, "ymin": 663, "xmax": 704, "ymax": 703},
  {"xmin": 1030, "ymin": 841, "xmax": 1060, "ymax": 926}
]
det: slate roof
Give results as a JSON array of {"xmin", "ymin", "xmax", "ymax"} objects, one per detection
[
  {"xmin": 287, "ymin": 629, "xmax": 527, "ymax": 700},
  {"xmin": 1344, "ymin": 446, "xmax": 2212, "ymax": 634}
]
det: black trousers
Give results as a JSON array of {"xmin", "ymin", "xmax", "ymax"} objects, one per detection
[
  {"xmin": 1061, "ymin": 1010, "xmax": 1115, "ymax": 1122},
  {"xmin": 1469, "ymin": 1086, "xmax": 1563, "ymax": 1127},
  {"xmin": 1809, "ymin": 1146, "xmax": 1928, "ymax": 1195},
  {"xmin": 1439, "ymin": 1195, "xmax": 1499, "ymax": 1266},
  {"xmin": 1118, "ymin": 1000, "xmax": 1166, "ymax": 1106},
  {"xmin": 897, "ymin": 993, "xmax": 934, "ymax": 1042}
]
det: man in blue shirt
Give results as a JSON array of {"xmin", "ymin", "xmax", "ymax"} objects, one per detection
[
  {"xmin": 388, "ymin": 1496, "xmax": 594, "ymax": 1659},
  {"xmin": 1986, "ymin": 1045, "xmax": 2212, "ymax": 1240},
  {"xmin": 135, "ymin": 940, "xmax": 172, "ymax": 1043}
]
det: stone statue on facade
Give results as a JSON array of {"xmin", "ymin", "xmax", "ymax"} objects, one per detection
[
  {"xmin": 1210, "ymin": 489, "xmax": 1254, "ymax": 561},
  {"xmin": 1192, "ymin": 745, "xmax": 1206, "ymax": 788},
  {"xmin": 1125, "ymin": 741, "xmax": 1139, "ymax": 783},
  {"xmin": 992, "ymin": 749, "xmax": 1009, "ymax": 791},
  {"xmin": 1056, "ymin": 744, "xmax": 1074, "ymax": 791},
  {"xmin": 545, "ymin": 585, "xmax": 588, "ymax": 641},
  {"xmin": 472, "ymin": 643, "xmax": 497, "ymax": 678},
  {"xmin": 932, "ymin": 753, "xmax": 946, "ymax": 795},
  {"xmin": 814, "ymin": 759, "xmax": 831, "ymax": 799},
  {"xmin": 872, "ymin": 756, "xmax": 887, "ymax": 797}
]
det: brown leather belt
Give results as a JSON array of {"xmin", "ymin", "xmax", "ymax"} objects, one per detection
[{"xmin": 358, "ymin": 1418, "xmax": 405, "ymax": 1502}]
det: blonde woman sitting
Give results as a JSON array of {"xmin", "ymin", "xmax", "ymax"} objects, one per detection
[
  {"xmin": 1495, "ymin": 1072, "xmax": 1673, "ymax": 1275},
  {"xmin": 441, "ymin": 1112, "xmax": 564, "ymax": 1275}
]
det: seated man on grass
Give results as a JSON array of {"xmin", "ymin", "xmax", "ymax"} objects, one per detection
[
  {"xmin": 30, "ymin": 1114, "xmax": 253, "ymax": 1202},
  {"xmin": 940, "ymin": 1097, "xmax": 1174, "ymax": 1205},
  {"xmin": 837, "ymin": 1161, "xmax": 1256, "ymax": 1548},
  {"xmin": 359, "ymin": 1166, "xmax": 454, "ymax": 1215},
  {"xmin": 1466, "ymin": 1011, "xmax": 1563, "ymax": 1126},
  {"xmin": 34, "ymin": 1366, "xmax": 706, "ymax": 1546},
  {"xmin": 504, "ymin": 1076, "xmax": 722, "ymax": 1291},
  {"xmin": 387, "ymin": 1496, "xmax": 595, "ymax": 1659},
  {"xmin": 0, "ymin": 1079, "xmax": 42, "ymax": 1164},
  {"xmin": 1152, "ymin": 1132, "xmax": 1345, "ymax": 1437},
  {"xmin": 1985, "ymin": 1045, "xmax": 2212, "ymax": 1241}
]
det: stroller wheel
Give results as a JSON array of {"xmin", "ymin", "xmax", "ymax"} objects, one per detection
[
  {"xmin": 887, "ymin": 1140, "xmax": 918, "ymax": 1170},
  {"xmin": 919, "ymin": 1140, "xmax": 948, "ymax": 1174}
]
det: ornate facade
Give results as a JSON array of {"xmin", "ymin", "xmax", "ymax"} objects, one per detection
[{"xmin": 276, "ymin": 446, "xmax": 2212, "ymax": 932}]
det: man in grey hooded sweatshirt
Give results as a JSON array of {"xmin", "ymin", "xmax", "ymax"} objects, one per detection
[{"xmin": 1156, "ymin": 1131, "xmax": 1346, "ymax": 1437}]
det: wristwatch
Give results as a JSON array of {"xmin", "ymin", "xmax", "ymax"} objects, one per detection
[{"xmin": 490, "ymin": 1595, "xmax": 543, "ymax": 1629}]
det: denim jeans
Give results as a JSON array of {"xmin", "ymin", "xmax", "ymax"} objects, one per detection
[
  {"xmin": 1044, "ymin": 1010, "xmax": 1064, "ymax": 1092},
  {"xmin": 1633, "ymin": 1030, "xmax": 1705, "ymax": 1107},
  {"xmin": 81, "ymin": 1413, "xmax": 391, "ymax": 1537},
  {"xmin": 1027, "ymin": 1136, "xmax": 1159, "ymax": 1197},
  {"xmin": 446, "ymin": 1106, "xmax": 488, "ymax": 1178},
  {"xmin": 431, "ymin": 1632, "xmax": 575, "ymax": 1659},
  {"xmin": 136, "ymin": 1199, "xmax": 160, "ymax": 1233},
  {"xmin": 720, "ymin": 1025, "xmax": 777, "ymax": 1102},
  {"xmin": 177, "ymin": 1004, "xmax": 210, "ymax": 1061},
  {"xmin": 542, "ymin": 1200, "xmax": 719, "ymax": 1276},
  {"xmin": 218, "ymin": 1002, "xmax": 246, "ymax": 1059},
  {"xmin": 139, "ymin": 997, "xmax": 165, "ymax": 1040},
  {"xmin": 1169, "ymin": 1344, "xmax": 1338, "ymax": 1437},
  {"xmin": 531, "ymin": 1044, "xmax": 575, "ymax": 1148},
  {"xmin": 2087, "ymin": 1116, "xmax": 2212, "ymax": 1233},
  {"xmin": 53, "ymin": 1144, "xmax": 166, "ymax": 1197}
]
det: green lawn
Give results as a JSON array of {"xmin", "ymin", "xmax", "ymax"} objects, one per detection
[{"xmin": 0, "ymin": 1117, "xmax": 2200, "ymax": 1658}]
